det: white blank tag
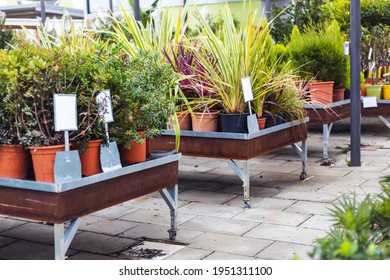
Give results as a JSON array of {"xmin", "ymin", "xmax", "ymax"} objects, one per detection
[
  {"xmin": 362, "ymin": 96, "xmax": 378, "ymax": 108},
  {"xmin": 241, "ymin": 76, "xmax": 254, "ymax": 102},
  {"xmin": 54, "ymin": 94, "xmax": 78, "ymax": 131}
]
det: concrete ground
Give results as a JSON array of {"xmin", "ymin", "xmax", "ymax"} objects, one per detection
[{"xmin": 0, "ymin": 116, "xmax": 389, "ymax": 260}]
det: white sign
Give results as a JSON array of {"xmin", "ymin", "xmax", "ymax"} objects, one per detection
[
  {"xmin": 241, "ymin": 76, "xmax": 254, "ymax": 102},
  {"xmin": 54, "ymin": 94, "xmax": 78, "ymax": 131},
  {"xmin": 96, "ymin": 89, "xmax": 114, "ymax": 123},
  {"xmin": 362, "ymin": 96, "xmax": 378, "ymax": 108}
]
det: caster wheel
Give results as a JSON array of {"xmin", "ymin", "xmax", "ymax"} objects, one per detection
[
  {"xmin": 169, "ymin": 232, "xmax": 176, "ymax": 240},
  {"xmin": 243, "ymin": 201, "xmax": 251, "ymax": 209},
  {"xmin": 300, "ymin": 173, "xmax": 307, "ymax": 180}
]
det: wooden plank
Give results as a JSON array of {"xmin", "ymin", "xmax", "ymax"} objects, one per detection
[
  {"xmin": 362, "ymin": 103, "xmax": 390, "ymax": 116},
  {"xmin": 0, "ymin": 161, "xmax": 178, "ymax": 224}
]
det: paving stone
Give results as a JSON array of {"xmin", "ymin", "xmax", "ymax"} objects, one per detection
[
  {"xmin": 274, "ymin": 189, "xmax": 340, "ymax": 203},
  {"xmin": 120, "ymin": 209, "xmax": 196, "ymax": 226},
  {"xmin": 178, "ymin": 189, "xmax": 237, "ymax": 204},
  {"xmin": 0, "ymin": 235, "xmax": 16, "ymax": 247},
  {"xmin": 1, "ymin": 222, "xmax": 55, "ymax": 244},
  {"xmin": 179, "ymin": 202, "xmax": 244, "ymax": 218},
  {"xmin": 286, "ymin": 201, "xmax": 333, "ymax": 215},
  {"xmin": 79, "ymin": 215, "xmax": 140, "ymax": 235},
  {"xmin": 67, "ymin": 251, "xmax": 119, "ymax": 260},
  {"xmin": 124, "ymin": 196, "xmax": 188, "ymax": 211},
  {"xmin": 69, "ymin": 231, "xmax": 137, "ymax": 255},
  {"xmin": 189, "ymin": 232, "xmax": 272, "ymax": 257},
  {"xmin": 225, "ymin": 197, "xmax": 295, "ymax": 210},
  {"xmin": 165, "ymin": 247, "xmax": 213, "ymax": 260},
  {"xmin": 120, "ymin": 223, "xmax": 203, "ymax": 243},
  {"xmin": 299, "ymin": 215, "xmax": 335, "ymax": 230},
  {"xmin": 180, "ymin": 216, "xmax": 259, "ymax": 236},
  {"xmin": 244, "ymin": 224, "xmax": 327, "ymax": 245},
  {"xmin": 256, "ymin": 241, "xmax": 314, "ymax": 260},
  {"xmin": 0, "ymin": 240, "xmax": 75, "ymax": 260},
  {"xmin": 203, "ymin": 252, "xmax": 256, "ymax": 260},
  {"xmin": 0, "ymin": 217, "xmax": 27, "ymax": 232},
  {"xmin": 119, "ymin": 240, "xmax": 185, "ymax": 260},
  {"xmin": 179, "ymin": 171, "xmax": 223, "ymax": 182},
  {"xmin": 218, "ymin": 185, "xmax": 281, "ymax": 197},
  {"xmin": 233, "ymin": 208, "xmax": 310, "ymax": 227},
  {"xmin": 91, "ymin": 204, "xmax": 138, "ymax": 219}
]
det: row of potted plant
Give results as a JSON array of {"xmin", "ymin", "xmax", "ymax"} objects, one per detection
[{"xmin": 0, "ymin": 28, "xmax": 179, "ymax": 182}]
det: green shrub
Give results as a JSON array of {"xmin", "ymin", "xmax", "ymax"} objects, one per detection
[
  {"xmin": 310, "ymin": 177, "xmax": 390, "ymax": 260},
  {"xmin": 288, "ymin": 20, "xmax": 350, "ymax": 89}
]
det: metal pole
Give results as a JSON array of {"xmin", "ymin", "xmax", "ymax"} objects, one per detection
[
  {"xmin": 265, "ymin": 0, "xmax": 271, "ymax": 21},
  {"xmin": 350, "ymin": 0, "xmax": 361, "ymax": 166},
  {"xmin": 86, "ymin": 0, "xmax": 90, "ymax": 14},
  {"xmin": 134, "ymin": 0, "xmax": 140, "ymax": 20},
  {"xmin": 40, "ymin": 0, "xmax": 46, "ymax": 25},
  {"xmin": 108, "ymin": 0, "xmax": 113, "ymax": 12}
]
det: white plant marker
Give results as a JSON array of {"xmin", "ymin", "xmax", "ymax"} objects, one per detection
[
  {"xmin": 241, "ymin": 76, "xmax": 259, "ymax": 134},
  {"xmin": 53, "ymin": 94, "xmax": 81, "ymax": 183}
]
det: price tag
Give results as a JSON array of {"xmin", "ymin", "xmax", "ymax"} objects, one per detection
[
  {"xmin": 54, "ymin": 94, "xmax": 78, "ymax": 131},
  {"xmin": 241, "ymin": 76, "xmax": 254, "ymax": 102},
  {"xmin": 362, "ymin": 96, "xmax": 378, "ymax": 108},
  {"xmin": 97, "ymin": 89, "xmax": 114, "ymax": 123}
]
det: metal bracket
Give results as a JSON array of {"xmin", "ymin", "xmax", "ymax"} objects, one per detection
[
  {"xmin": 378, "ymin": 115, "xmax": 390, "ymax": 130},
  {"xmin": 322, "ymin": 123, "xmax": 333, "ymax": 164},
  {"xmin": 228, "ymin": 159, "xmax": 251, "ymax": 208},
  {"xmin": 54, "ymin": 218, "xmax": 82, "ymax": 260},
  {"xmin": 159, "ymin": 185, "xmax": 178, "ymax": 240},
  {"xmin": 291, "ymin": 140, "xmax": 308, "ymax": 180}
]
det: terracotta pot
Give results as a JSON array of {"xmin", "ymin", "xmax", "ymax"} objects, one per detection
[
  {"xmin": 0, "ymin": 144, "xmax": 29, "ymax": 179},
  {"xmin": 308, "ymin": 81, "xmax": 334, "ymax": 104},
  {"xmin": 257, "ymin": 117, "xmax": 266, "ymax": 130},
  {"xmin": 177, "ymin": 112, "xmax": 192, "ymax": 130},
  {"xmin": 191, "ymin": 111, "xmax": 219, "ymax": 132},
  {"xmin": 120, "ymin": 138, "xmax": 147, "ymax": 164},
  {"xmin": 333, "ymin": 88, "xmax": 345, "ymax": 102},
  {"xmin": 78, "ymin": 139, "xmax": 103, "ymax": 176},
  {"xmin": 29, "ymin": 144, "xmax": 65, "ymax": 183}
]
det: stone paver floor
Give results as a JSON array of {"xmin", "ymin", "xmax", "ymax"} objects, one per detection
[{"xmin": 0, "ymin": 117, "xmax": 389, "ymax": 260}]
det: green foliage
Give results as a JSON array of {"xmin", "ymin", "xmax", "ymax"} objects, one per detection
[
  {"xmin": 111, "ymin": 51, "xmax": 179, "ymax": 146},
  {"xmin": 311, "ymin": 178, "xmax": 390, "ymax": 260},
  {"xmin": 0, "ymin": 29, "xmax": 14, "ymax": 49},
  {"xmin": 288, "ymin": 21, "xmax": 350, "ymax": 88},
  {"xmin": 270, "ymin": 0, "xmax": 327, "ymax": 44}
]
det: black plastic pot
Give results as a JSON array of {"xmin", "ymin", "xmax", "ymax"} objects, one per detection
[
  {"xmin": 265, "ymin": 113, "xmax": 285, "ymax": 128},
  {"xmin": 220, "ymin": 113, "xmax": 250, "ymax": 133}
]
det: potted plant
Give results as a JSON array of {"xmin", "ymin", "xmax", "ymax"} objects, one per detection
[
  {"xmin": 111, "ymin": 51, "xmax": 178, "ymax": 164},
  {"xmin": 288, "ymin": 21, "xmax": 348, "ymax": 104},
  {"xmin": 164, "ymin": 40, "xmax": 220, "ymax": 132},
  {"xmin": 0, "ymin": 48, "xmax": 29, "ymax": 179}
]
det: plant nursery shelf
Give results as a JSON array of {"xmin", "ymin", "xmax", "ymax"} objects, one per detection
[
  {"xmin": 0, "ymin": 153, "xmax": 181, "ymax": 260},
  {"xmin": 153, "ymin": 118, "xmax": 309, "ymax": 208}
]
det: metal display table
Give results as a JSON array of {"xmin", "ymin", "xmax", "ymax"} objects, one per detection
[
  {"xmin": 362, "ymin": 99, "xmax": 390, "ymax": 129},
  {"xmin": 153, "ymin": 118, "xmax": 308, "ymax": 208},
  {"xmin": 0, "ymin": 152, "xmax": 181, "ymax": 260},
  {"xmin": 304, "ymin": 99, "xmax": 351, "ymax": 164}
]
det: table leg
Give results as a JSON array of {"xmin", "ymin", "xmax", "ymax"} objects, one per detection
[
  {"xmin": 54, "ymin": 218, "xmax": 82, "ymax": 260},
  {"xmin": 228, "ymin": 159, "xmax": 251, "ymax": 208},
  {"xmin": 159, "ymin": 185, "xmax": 178, "ymax": 240},
  {"xmin": 322, "ymin": 123, "xmax": 333, "ymax": 164},
  {"xmin": 378, "ymin": 115, "xmax": 390, "ymax": 129},
  {"xmin": 291, "ymin": 140, "xmax": 308, "ymax": 180}
]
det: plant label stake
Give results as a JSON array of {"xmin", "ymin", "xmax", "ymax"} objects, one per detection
[
  {"xmin": 97, "ymin": 90, "xmax": 122, "ymax": 172},
  {"xmin": 241, "ymin": 77, "xmax": 259, "ymax": 134},
  {"xmin": 53, "ymin": 94, "xmax": 82, "ymax": 183}
]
